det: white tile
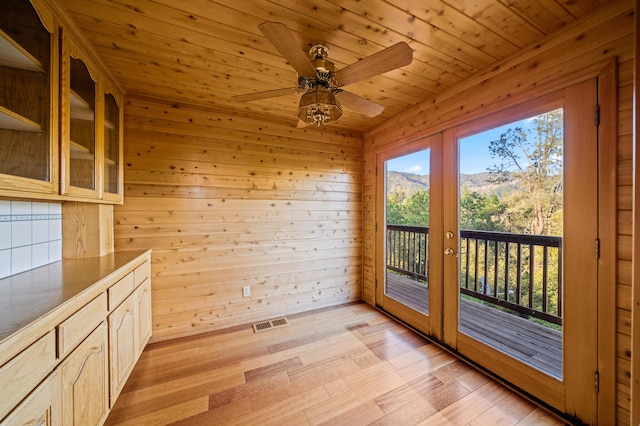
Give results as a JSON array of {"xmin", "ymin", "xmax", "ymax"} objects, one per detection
[
  {"xmin": 31, "ymin": 202, "xmax": 49, "ymax": 215},
  {"xmin": 11, "ymin": 246, "xmax": 31, "ymax": 274},
  {"xmin": 49, "ymin": 240, "xmax": 62, "ymax": 262},
  {"xmin": 0, "ymin": 249, "xmax": 10, "ymax": 279},
  {"xmin": 11, "ymin": 221, "xmax": 31, "ymax": 247},
  {"xmin": 11, "ymin": 201, "xmax": 31, "ymax": 215},
  {"xmin": 32, "ymin": 243, "xmax": 49, "ymax": 268},
  {"xmin": 0, "ymin": 200, "xmax": 10, "ymax": 215},
  {"xmin": 0, "ymin": 222, "xmax": 10, "ymax": 250},
  {"xmin": 32, "ymin": 219, "xmax": 49, "ymax": 244},
  {"xmin": 49, "ymin": 203, "xmax": 62, "ymax": 215},
  {"xmin": 49, "ymin": 219, "xmax": 62, "ymax": 241}
]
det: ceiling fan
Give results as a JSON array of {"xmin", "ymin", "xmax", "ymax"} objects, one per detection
[{"xmin": 232, "ymin": 21, "xmax": 413, "ymax": 126}]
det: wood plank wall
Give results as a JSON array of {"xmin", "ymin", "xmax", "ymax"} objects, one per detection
[
  {"xmin": 114, "ymin": 98, "xmax": 363, "ymax": 342},
  {"xmin": 361, "ymin": 1, "xmax": 633, "ymax": 423}
]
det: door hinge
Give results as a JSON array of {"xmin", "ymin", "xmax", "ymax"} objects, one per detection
[
  {"xmin": 594, "ymin": 238, "xmax": 600, "ymax": 259},
  {"xmin": 594, "ymin": 370, "xmax": 600, "ymax": 394},
  {"xmin": 594, "ymin": 104, "xmax": 600, "ymax": 127},
  {"xmin": 375, "ymin": 278, "xmax": 378, "ymax": 289},
  {"xmin": 375, "ymin": 222, "xmax": 378, "ymax": 232}
]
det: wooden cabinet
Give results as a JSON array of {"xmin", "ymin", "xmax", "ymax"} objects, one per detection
[
  {"xmin": 0, "ymin": 250, "xmax": 151, "ymax": 425},
  {"xmin": 60, "ymin": 322, "xmax": 109, "ymax": 426},
  {"xmin": 0, "ymin": 0, "xmax": 59, "ymax": 195},
  {"xmin": 108, "ymin": 295, "xmax": 136, "ymax": 403},
  {"xmin": 135, "ymin": 278, "xmax": 152, "ymax": 354},
  {"xmin": 0, "ymin": 370, "xmax": 62, "ymax": 426},
  {"xmin": 0, "ymin": 0, "xmax": 123, "ymax": 203},
  {"xmin": 0, "ymin": 331, "xmax": 57, "ymax": 420}
]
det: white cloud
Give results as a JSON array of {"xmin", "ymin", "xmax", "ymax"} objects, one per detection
[{"xmin": 406, "ymin": 165, "xmax": 423, "ymax": 173}]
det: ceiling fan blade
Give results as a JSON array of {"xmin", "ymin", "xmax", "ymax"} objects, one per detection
[
  {"xmin": 296, "ymin": 120, "xmax": 310, "ymax": 128},
  {"xmin": 259, "ymin": 21, "xmax": 317, "ymax": 78},
  {"xmin": 231, "ymin": 87, "xmax": 300, "ymax": 102},
  {"xmin": 336, "ymin": 91, "xmax": 385, "ymax": 117},
  {"xmin": 333, "ymin": 42, "xmax": 413, "ymax": 87}
]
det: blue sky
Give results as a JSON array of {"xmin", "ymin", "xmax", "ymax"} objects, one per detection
[{"xmin": 387, "ymin": 118, "xmax": 532, "ymax": 175}]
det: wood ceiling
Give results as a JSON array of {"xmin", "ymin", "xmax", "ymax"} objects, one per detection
[{"xmin": 59, "ymin": 0, "xmax": 612, "ymax": 133}]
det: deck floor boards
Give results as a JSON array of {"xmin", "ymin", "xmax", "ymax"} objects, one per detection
[{"xmin": 386, "ymin": 272, "xmax": 563, "ymax": 378}]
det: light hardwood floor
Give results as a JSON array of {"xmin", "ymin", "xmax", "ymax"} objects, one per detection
[{"xmin": 105, "ymin": 302, "xmax": 567, "ymax": 425}]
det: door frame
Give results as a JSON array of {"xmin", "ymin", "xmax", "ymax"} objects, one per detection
[{"xmin": 371, "ymin": 58, "xmax": 617, "ymax": 423}]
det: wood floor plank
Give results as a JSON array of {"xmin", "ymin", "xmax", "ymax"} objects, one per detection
[
  {"xmin": 468, "ymin": 392, "xmax": 539, "ymax": 425},
  {"xmin": 421, "ymin": 380, "xmax": 511, "ymax": 425},
  {"xmin": 369, "ymin": 396, "xmax": 438, "ymax": 426},
  {"xmin": 115, "ymin": 396, "xmax": 209, "ymax": 426},
  {"xmin": 304, "ymin": 370, "xmax": 406, "ymax": 424},
  {"xmin": 104, "ymin": 302, "xmax": 566, "ymax": 426},
  {"xmin": 316, "ymin": 400, "xmax": 385, "ymax": 426},
  {"xmin": 227, "ymin": 386, "xmax": 329, "ymax": 426}
]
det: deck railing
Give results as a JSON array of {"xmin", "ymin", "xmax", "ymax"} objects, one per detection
[
  {"xmin": 386, "ymin": 224, "xmax": 428, "ymax": 282},
  {"xmin": 386, "ymin": 224, "xmax": 563, "ymax": 325}
]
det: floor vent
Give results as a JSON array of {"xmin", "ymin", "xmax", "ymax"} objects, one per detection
[{"xmin": 252, "ymin": 317, "xmax": 289, "ymax": 333}]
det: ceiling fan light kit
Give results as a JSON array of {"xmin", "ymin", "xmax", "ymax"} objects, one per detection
[
  {"xmin": 233, "ymin": 21, "xmax": 413, "ymax": 126},
  {"xmin": 296, "ymin": 86, "xmax": 342, "ymax": 126}
]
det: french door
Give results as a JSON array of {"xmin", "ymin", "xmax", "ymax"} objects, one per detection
[
  {"xmin": 376, "ymin": 135, "xmax": 444, "ymax": 338},
  {"xmin": 376, "ymin": 79, "xmax": 599, "ymax": 422}
]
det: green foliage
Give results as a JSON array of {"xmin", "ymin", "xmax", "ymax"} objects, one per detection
[{"xmin": 386, "ymin": 189, "xmax": 430, "ymax": 227}]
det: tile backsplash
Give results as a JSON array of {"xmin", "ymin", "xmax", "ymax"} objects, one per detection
[{"xmin": 0, "ymin": 200, "xmax": 62, "ymax": 279}]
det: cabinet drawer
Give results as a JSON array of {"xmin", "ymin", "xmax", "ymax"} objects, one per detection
[
  {"xmin": 57, "ymin": 292, "xmax": 108, "ymax": 359},
  {"xmin": 134, "ymin": 261, "xmax": 150, "ymax": 287},
  {"xmin": 108, "ymin": 272, "xmax": 134, "ymax": 310},
  {"xmin": 0, "ymin": 331, "xmax": 56, "ymax": 420}
]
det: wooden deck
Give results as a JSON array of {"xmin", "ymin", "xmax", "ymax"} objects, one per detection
[{"xmin": 386, "ymin": 272, "xmax": 563, "ymax": 378}]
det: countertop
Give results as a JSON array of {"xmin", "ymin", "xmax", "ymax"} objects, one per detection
[{"xmin": 0, "ymin": 250, "xmax": 149, "ymax": 346}]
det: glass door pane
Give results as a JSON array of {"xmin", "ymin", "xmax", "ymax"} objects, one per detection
[
  {"xmin": 69, "ymin": 56, "xmax": 95, "ymax": 190},
  {"xmin": 0, "ymin": 0, "xmax": 51, "ymax": 181},
  {"xmin": 384, "ymin": 149, "xmax": 430, "ymax": 315},
  {"xmin": 457, "ymin": 109, "xmax": 564, "ymax": 378},
  {"xmin": 104, "ymin": 93, "xmax": 119, "ymax": 195}
]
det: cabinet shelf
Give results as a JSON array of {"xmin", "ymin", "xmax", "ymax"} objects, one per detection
[
  {"xmin": 70, "ymin": 89, "xmax": 94, "ymax": 121},
  {"xmin": 0, "ymin": 105, "xmax": 42, "ymax": 132},
  {"xmin": 0, "ymin": 29, "xmax": 44, "ymax": 72},
  {"xmin": 70, "ymin": 140, "xmax": 94, "ymax": 161},
  {"xmin": 104, "ymin": 157, "xmax": 116, "ymax": 166}
]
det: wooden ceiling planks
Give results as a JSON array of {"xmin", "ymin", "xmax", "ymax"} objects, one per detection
[{"xmin": 59, "ymin": 0, "xmax": 612, "ymax": 132}]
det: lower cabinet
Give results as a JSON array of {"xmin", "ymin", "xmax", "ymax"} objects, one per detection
[
  {"xmin": 60, "ymin": 322, "xmax": 109, "ymax": 426},
  {"xmin": 108, "ymin": 295, "xmax": 136, "ymax": 403},
  {"xmin": 0, "ymin": 252, "xmax": 151, "ymax": 426},
  {"xmin": 0, "ymin": 370, "xmax": 62, "ymax": 426},
  {"xmin": 135, "ymin": 278, "xmax": 152, "ymax": 354}
]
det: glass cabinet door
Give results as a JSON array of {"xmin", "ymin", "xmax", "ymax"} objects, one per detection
[
  {"xmin": 0, "ymin": 0, "xmax": 57, "ymax": 193},
  {"xmin": 61, "ymin": 31, "xmax": 99, "ymax": 199},
  {"xmin": 103, "ymin": 92, "xmax": 122, "ymax": 200},
  {"xmin": 68, "ymin": 56, "xmax": 96, "ymax": 191}
]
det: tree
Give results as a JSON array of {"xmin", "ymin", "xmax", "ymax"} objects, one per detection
[
  {"xmin": 386, "ymin": 189, "xmax": 429, "ymax": 226},
  {"xmin": 459, "ymin": 186, "xmax": 506, "ymax": 231},
  {"xmin": 487, "ymin": 109, "xmax": 563, "ymax": 235}
]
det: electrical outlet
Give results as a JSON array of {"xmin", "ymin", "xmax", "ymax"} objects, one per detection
[{"xmin": 243, "ymin": 286, "xmax": 250, "ymax": 298}]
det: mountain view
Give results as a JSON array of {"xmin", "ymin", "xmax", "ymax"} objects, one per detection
[{"xmin": 386, "ymin": 170, "xmax": 518, "ymax": 198}]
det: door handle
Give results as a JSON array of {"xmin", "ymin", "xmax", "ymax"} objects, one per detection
[
  {"xmin": 444, "ymin": 248, "xmax": 455, "ymax": 256},
  {"xmin": 445, "ymin": 231, "xmax": 454, "ymax": 239}
]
